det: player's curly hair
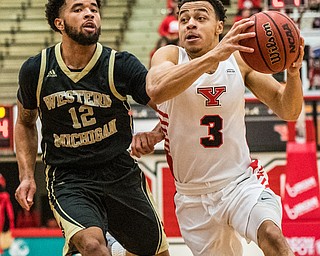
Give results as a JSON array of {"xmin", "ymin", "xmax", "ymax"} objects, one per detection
[
  {"xmin": 178, "ymin": 0, "xmax": 227, "ymax": 22},
  {"xmin": 45, "ymin": 0, "xmax": 102, "ymax": 33}
]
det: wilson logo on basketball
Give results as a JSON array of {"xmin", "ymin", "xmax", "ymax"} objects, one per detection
[
  {"xmin": 239, "ymin": 11, "xmax": 300, "ymax": 74},
  {"xmin": 263, "ymin": 22, "xmax": 281, "ymax": 65}
]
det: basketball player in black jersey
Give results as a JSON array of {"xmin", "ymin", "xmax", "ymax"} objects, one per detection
[{"xmin": 14, "ymin": 0, "xmax": 170, "ymax": 255}]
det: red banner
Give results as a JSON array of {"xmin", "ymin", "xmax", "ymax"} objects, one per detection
[
  {"xmin": 284, "ymin": 221, "xmax": 320, "ymax": 255},
  {"xmin": 283, "ymin": 120, "xmax": 320, "ymax": 221}
]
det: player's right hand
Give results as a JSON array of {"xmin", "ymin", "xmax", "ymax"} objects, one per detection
[
  {"xmin": 15, "ymin": 179, "xmax": 36, "ymax": 211},
  {"xmin": 212, "ymin": 18, "xmax": 255, "ymax": 62},
  {"xmin": 287, "ymin": 37, "xmax": 305, "ymax": 76},
  {"xmin": 130, "ymin": 130, "xmax": 164, "ymax": 158}
]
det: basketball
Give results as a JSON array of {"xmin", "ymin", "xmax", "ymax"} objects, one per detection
[{"xmin": 239, "ymin": 11, "xmax": 300, "ymax": 74}]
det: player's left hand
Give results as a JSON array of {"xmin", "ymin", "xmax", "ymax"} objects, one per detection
[
  {"xmin": 15, "ymin": 179, "xmax": 36, "ymax": 211},
  {"xmin": 130, "ymin": 130, "xmax": 164, "ymax": 158},
  {"xmin": 287, "ymin": 37, "xmax": 305, "ymax": 76}
]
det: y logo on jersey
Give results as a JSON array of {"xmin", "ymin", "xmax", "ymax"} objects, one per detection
[{"xmin": 197, "ymin": 86, "xmax": 226, "ymax": 106}]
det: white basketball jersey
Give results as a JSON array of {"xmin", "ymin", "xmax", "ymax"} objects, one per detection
[{"xmin": 157, "ymin": 47, "xmax": 252, "ymax": 192}]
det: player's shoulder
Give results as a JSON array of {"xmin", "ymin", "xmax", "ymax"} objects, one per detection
[
  {"xmin": 20, "ymin": 44, "xmax": 56, "ymax": 74},
  {"xmin": 157, "ymin": 44, "xmax": 179, "ymax": 55},
  {"xmin": 19, "ymin": 47, "xmax": 52, "ymax": 90},
  {"xmin": 101, "ymin": 45, "xmax": 132, "ymax": 58},
  {"xmin": 101, "ymin": 45, "xmax": 140, "ymax": 65},
  {"xmin": 115, "ymin": 48, "xmax": 141, "ymax": 64},
  {"xmin": 152, "ymin": 44, "xmax": 179, "ymax": 65},
  {"xmin": 21, "ymin": 51, "xmax": 42, "ymax": 73}
]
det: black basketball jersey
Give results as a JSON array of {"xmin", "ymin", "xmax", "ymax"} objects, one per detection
[{"xmin": 17, "ymin": 43, "xmax": 149, "ymax": 167}]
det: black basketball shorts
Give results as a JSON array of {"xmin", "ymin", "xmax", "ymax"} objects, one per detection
[{"xmin": 45, "ymin": 151, "xmax": 169, "ymax": 255}]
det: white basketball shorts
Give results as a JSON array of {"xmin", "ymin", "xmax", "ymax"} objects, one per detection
[{"xmin": 174, "ymin": 162, "xmax": 282, "ymax": 256}]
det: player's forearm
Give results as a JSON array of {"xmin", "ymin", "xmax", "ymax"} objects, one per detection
[
  {"xmin": 15, "ymin": 122, "xmax": 38, "ymax": 181},
  {"xmin": 281, "ymin": 73, "xmax": 303, "ymax": 121},
  {"xmin": 277, "ymin": 40, "xmax": 305, "ymax": 121},
  {"xmin": 147, "ymin": 54, "xmax": 217, "ymax": 104}
]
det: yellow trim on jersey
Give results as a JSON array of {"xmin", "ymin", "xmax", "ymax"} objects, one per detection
[
  {"xmin": 55, "ymin": 42, "xmax": 103, "ymax": 83},
  {"xmin": 45, "ymin": 166, "xmax": 85, "ymax": 256},
  {"xmin": 141, "ymin": 172, "xmax": 169, "ymax": 253},
  {"xmin": 36, "ymin": 49, "xmax": 47, "ymax": 108},
  {"xmin": 108, "ymin": 49, "xmax": 126, "ymax": 101}
]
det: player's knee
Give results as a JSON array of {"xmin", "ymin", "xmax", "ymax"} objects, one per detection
[
  {"xmin": 72, "ymin": 229, "xmax": 108, "ymax": 255},
  {"xmin": 258, "ymin": 222, "xmax": 294, "ymax": 255},
  {"xmin": 80, "ymin": 237, "xmax": 106, "ymax": 254},
  {"xmin": 258, "ymin": 221, "xmax": 286, "ymax": 249}
]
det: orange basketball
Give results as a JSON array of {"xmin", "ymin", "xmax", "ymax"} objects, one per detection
[{"xmin": 239, "ymin": 11, "xmax": 300, "ymax": 74}]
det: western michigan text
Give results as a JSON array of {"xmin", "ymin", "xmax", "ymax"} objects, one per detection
[
  {"xmin": 53, "ymin": 119, "xmax": 117, "ymax": 148},
  {"xmin": 43, "ymin": 90, "xmax": 112, "ymax": 110}
]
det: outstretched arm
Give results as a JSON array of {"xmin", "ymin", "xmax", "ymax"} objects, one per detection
[{"xmin": 147, "ymin": 18, "xmax": 256, "ymax": 104}]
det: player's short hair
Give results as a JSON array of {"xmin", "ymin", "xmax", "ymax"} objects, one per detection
[
  {"xmin": 178, "ymin": 0, "xmax": 227, "ymax": 22},
  {"xmin": 45, "ymin": 0, "xmax": 102, "ymax": 33}
]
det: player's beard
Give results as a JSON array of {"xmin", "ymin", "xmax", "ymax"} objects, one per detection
[{"xmin": 64, "ymin": 22, "xmax": 101, "ymax": 46}]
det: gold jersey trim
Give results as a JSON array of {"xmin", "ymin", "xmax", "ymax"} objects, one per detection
[
  {"xmin": 37, "ymin": 48, "xmax": 47, "ymax": 108},
  {"xmin": 37, "ymin": 45, "xmax": 126, "ymax": 106},
  {"xmin": 55, "ymin": 42, "xmax": 103, "ymax": 83},
  {"xmin": 108, "ymin": 49, "xmax": 126, "ymax": 101}
]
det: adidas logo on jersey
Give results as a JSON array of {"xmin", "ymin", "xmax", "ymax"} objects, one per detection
[{"xmin": 46, "ymin": 69, "xmax": 57, "ymax": 77}]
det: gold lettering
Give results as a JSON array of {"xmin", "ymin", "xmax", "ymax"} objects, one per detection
[
  {"xmin": 43, "ymin": 90, "xmax": 112, "ymax": 110},
  {"xmin": 80, "ymin": 131, "xmax": 90, "ymax": 145},
  {"xmin": 57, "ymin": 92, "xmax": 68, "ymax": 108},
  {"xmin": 65, "ymin": 91, "xmax": 75, "ymax": 104},
  {"xmin": 71, "ymin": 133, "xmax": 81, "ymax": 148},
  {"xmin": 83, "ymin": 91, "xmax": 94, "ymax": 106},
  {"xmin": 87, "ymin": 130, "xmax": 96, "ymax": 143},
  {"xmin": 43, "ymin": 95, "xmax": 56, "ymax": 110},
  {"xmin": 65, "ymin": 134, "xmax": 71, "ymax": 147},
  {"xmin": 100, "ymin": 94, "xmax": 112, "ymax": 108},
  {"xmin": 107, "ymin": 119, "xmax": 117, "ymax": 136},
  {"xmin": 93, "ymin": 93, "xmax": 101, "ymax": 107},
  {"xmin": 53, "ymin": 119, "xmax": 118, "ymax": 148},
  {"xmin": 53, "ymin": 134, "xmax": 64, "ymax": 147},
  {"xmin": 75, "ymin": 91, "xmax": 84, "ymax": 104},
  {"xmin": 95, "ymin": 127, "xmax": 103, "ymax": 142}
]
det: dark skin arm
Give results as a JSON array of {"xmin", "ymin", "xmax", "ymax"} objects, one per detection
[{"xmin": 14, "ymin": 101, "xmax": 38, "ymax": 211}]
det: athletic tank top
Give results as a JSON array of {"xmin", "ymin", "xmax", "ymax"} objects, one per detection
[
  {"xmin": 157, "ymin": 47, "xmax": 252, "ymax": 191},
  {"xmin": 18, "ymin": 43, "xmax": 149, "ymax": 167}
]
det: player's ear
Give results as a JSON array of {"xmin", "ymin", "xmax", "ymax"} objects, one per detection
[
  {"xmin": 54, "ymin": 18, "xmax": 64, "ymax": 32},
  {"xmin": 215, "ymin": 20, "xmax": 223, "ymax": 35}
]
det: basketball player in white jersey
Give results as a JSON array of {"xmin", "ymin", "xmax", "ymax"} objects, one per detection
[{"xmin": 138, "ymin": 0, "xmax": 305, "ymax": 255}]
